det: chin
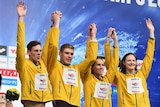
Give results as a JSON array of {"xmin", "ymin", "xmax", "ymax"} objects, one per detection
[
  {"xmin": 66, "ymin": 62, "xmax": 71, "ymax": 65},
  {"xmin": 36, "ymin": 60, "xmax": 40, "ymax": 62}
]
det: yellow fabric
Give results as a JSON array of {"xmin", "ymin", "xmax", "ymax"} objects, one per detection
[
  {"xmin": 48, "ymin": 38, "xmax": 98, "ymax": 106},
  {"xmin": 16, "ymin": 21, "xmax": 58, "ymax": 102},
  {"xmin": 82, "ymin": 42, "xmax": 119, "ymax": 107},
  {"xmin": 106, "ymin": 39, "xmax": 155, "ymax": 107}
]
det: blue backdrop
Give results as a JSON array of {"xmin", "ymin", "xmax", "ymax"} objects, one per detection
[{"xmin": 0, "ymin": 0, "xmax": 160, "ymax": 107}]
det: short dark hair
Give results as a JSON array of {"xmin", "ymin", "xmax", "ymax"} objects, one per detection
[
  {"xmin": 60, "ymin": 43, "xmax": 74, "ymax": 52},
  {"xmin": 27, "ymin": 40, "xmax": 41, "ymax": 51}
]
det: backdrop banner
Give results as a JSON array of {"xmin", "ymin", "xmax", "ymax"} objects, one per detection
[{"xmin": 0, "ymin": 0, "xmax": 160, "ymax": 107}]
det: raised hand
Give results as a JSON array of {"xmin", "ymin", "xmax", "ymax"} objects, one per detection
[
  {"xmin": 16, "ymin": 1, "xmax": 27, "ymax": 18},
  {"xmin": 111, "ymin": 28, "xmax": 117, "ymax": 41},
  {"xmin": 146, "ymin": 18, "xmax": 155, "ymax": 39},
  {"xmin": 146, "ymin": 18, "xmax": 154, "ymax": 31},
  {"xmin": 51, "ymin": 10, "xmax": 62, "ymax": 23},
  {"xmin": 88, "ymin": 23, "xmax": 97, "ymax": 40},
  {"xmin": 106, "ymin": 27, "xmax": 115, "ymax": 38}
]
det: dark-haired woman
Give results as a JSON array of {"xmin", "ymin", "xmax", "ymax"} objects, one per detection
[{"xmin": 106, "ymin": 18, "xmax": 155, "ymax": 107}]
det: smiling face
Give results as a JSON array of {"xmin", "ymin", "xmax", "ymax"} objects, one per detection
[
  {"xmin": 92, "ymin": 58, "xmax": 105, "ymax": 77},
  {"xmin": 28, "ymin": 44, "xmax": 42, "ymax": 64},
  {"xmin": 123, "ymin": 54, "xmax": 137, "ymax": 74}
]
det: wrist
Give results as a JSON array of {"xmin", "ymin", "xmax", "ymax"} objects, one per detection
[
  {"xmin": 18, "ymin": 16, "xmax": 24, "ymax": 21},
  {"xmin": 106, "ymin": 35, "xmax": 110, "ymax": 38}
]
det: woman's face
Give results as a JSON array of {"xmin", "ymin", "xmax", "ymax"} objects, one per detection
[
  {"xmin": 92, "ymin": 58, "xmax": 105, "ymax": 77},
  {"xmin": 123, "ymin": 54, "xmax": 137, "ymax": 74}
]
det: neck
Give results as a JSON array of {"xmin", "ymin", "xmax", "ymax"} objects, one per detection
[
  {"xmin": 92, "ymin": 71, "xmax": 103, "ymax": 80},
  {"xmin": 60, "ymin": 60, "xmax": 70, "ymax": 66},
  {"xmin": 30, "ymin": 59, "xmax": 39, "ymax": 66},
  {"xmin": 126, "ymin": 69, "xmax": 136, "ymax": 74}
]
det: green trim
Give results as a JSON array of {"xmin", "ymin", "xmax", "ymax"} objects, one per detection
[
  {"xmin": 30, "ymin": 80, "xmax": 32, "ymax": 94},
  {"xmin": 122, "ymin": 92, "xmax": 124, "ymax": 104},
  {"xmin": 58, "ymin": 81, "xmax": 61, "ymax": 93},
  {"xmin": 90, "ymin": 94, "xmax": 92, "ymax": 107},
  {"xmin": 59, "ymin": 60, "xmax": 70, "ymax": 66},
  {"xmin": 102, "ymin": 99, "xmax": 104, "ymax": 107},
  {"xmin": 135, "ymin": 94, "xmax": 138, "ymax": 107},
  {"xmin": 42, "ymin": 91, "xmax": 44, "ymax": 101},
  {"xmin": 149, "ymin": 37, "xmax": 154, "ymax": 40},
  {"xmin": 69, "ymin": 85, "xmax": 73, "ymax": 103},
  {"xmin": 143, "ymin": 93, "xmax": 146, "ymax": 103}
]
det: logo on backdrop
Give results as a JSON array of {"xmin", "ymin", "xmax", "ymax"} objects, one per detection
[{"xmin": 0, "ymin": 45, "xmax": 7, "ymax": 56}]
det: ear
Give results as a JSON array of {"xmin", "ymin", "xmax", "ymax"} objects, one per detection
[
  {"xmin": 27, "ymin": 50, "xmax": 31, "ymax": 55},
  {"xmin": 27, "ymin": 50, "xmax": 30, "ymax": 55},
  {"xmin": 59, "ymin": 51, "xmax": 62, "ymax": 57}
]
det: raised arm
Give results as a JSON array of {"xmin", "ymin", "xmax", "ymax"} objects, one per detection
[
  {"xmin": 146, "ymin": 18, "xmax": 155, "ymax": 39},
  {"xmin": 16, "ymin": 1, "xmax": 27, "ymax": 72},
  {"xmin": 105, "ymin": 28, "xmax": 119, "ymax": 82},
  {"xmin": 41, "ymin": 10, "xmax": 62, "ymax": 74},
  {"xmin": 16, "ymin": 1, "xmax": 27, "ymax": 22},
  {"xmin": 79, "ymin": 23, "xmax": 98, "ymax": 75},
  {"xmin": 85, "ymin": 23, "xmax": 97, "ymax": 58},
  {"xmin": 140, "ymin": 18, "xmax": 155, "ymax": 78},
  {"xmin": 105, "ymin": 27, "xmax": 116, "ymax": 69}
]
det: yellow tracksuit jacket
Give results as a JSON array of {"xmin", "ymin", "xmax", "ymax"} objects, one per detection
[
  {"xmin": 82, "ymin": 42, "xmax": 119, "ymax": 107},
  {"xmin": 16, "ymin": 21, "xmax": 57, "ymax": 102},
  {"xmin": 106, "ymin": 38, "xmax": 155, "ymax": 107},
  {"xmin": 46, "ymin": 33, "xmax": 98, "ymax": 106}
]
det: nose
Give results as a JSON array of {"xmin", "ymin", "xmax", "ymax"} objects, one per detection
[
  {"xmin": 37, "ymin": 50, "xmax": 42, "ymax": 55},
  {"xmin": 100, "ymin": 65, "xmax": 104, "ymax": 69}
]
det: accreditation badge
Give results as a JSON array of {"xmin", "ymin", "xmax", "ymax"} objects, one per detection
[
  {"xmin": 126, "ymin": 77, "xmax": 144, "ymax": 94},
  {"xmin": 63, "ymin": 68, "xmax": 78, "ymax": 86},
  {"xmin": 35, "ymin": 73, "xmax": 48, "ymax": 90},
  {"xmin": 94, "ymin": 82, "xmax": 111, "ymax": 99}
]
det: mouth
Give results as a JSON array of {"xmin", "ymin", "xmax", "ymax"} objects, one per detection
[
  {"xmin": 98, "ymin": 70, "xmax": 103, "ymax": 73},
  {"xmin": 66, "ymin": 59, "xmax": 72, "ymax": 62},
  {"xmin": 37, "ymin": 56, "xmax": 41, "ymax": 60}
]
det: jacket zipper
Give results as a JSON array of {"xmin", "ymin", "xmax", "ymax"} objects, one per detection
[
  {"xmin": 30, "ymin": 80, "xmax": 32, "ymax": 94},
  {"xmin": 90, "ymin": 94, "xmax": 92, "ymax": 107},
  {"xmin": 134, "ymin": 74, "xmax": 138, "ymax": 107},
  {"xmin": 122, "ymin": 92, "xmax": 124, "ymax": 104},
  {"xmin": 102, "ymin": 99, "xmax": 104, "ymax": 107},
  {"xmin": 58, "ymin": 81, "xmax": 61, "ymax": 93},
  {"xmin": 69, "ymin": 85, "xmax": 73, "ymax": 103}
]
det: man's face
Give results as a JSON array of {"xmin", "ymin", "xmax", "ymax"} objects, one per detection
[
  {"xmin": 59, "ymin": 48, "xmax": 74, "ymax": 65},
  {"xmin": 28, "ymin": 45, "xmax": 42, "ymax": 63}
]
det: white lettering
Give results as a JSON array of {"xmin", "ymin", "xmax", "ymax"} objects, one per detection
[
  {"xmin": 158, "ymin": 0, "xmax": 160, "ymax": 7},
  {"xmin": 149, "ymin": 0, "xmax": 157, "ymax": 7},
  {"xmin": 110, "ymin": 0, "xmax": 131, "ymax": 4},
  {"xmin": 136, "ymin": 0, "xmax": 145, "ymax": 6},
  {"xmin": 109, "ymin": 0, "xmax": 160, "ymax": 8}
]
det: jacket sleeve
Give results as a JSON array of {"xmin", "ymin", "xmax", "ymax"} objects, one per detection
[
  {"xmin": 139, "ymin": 38, "xmax": 155, "ymax": 79},
  {"xmin": 105, "ymin": 45, "xmax": 119, "ymax": 83},
  {"xmin": 41, "ymin": 27, "xmax": 60, "ymax": 74},
  {"xmin": 16, "ymin": 21, "xmax": 26, "ymax": 73},
  {"xmin": 78, "ymin": 40, "xmax": 98, "ymax": 75},
  {"xmin": 104, "ymin": 42, "xmax": 111, "ymax": 69}
]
